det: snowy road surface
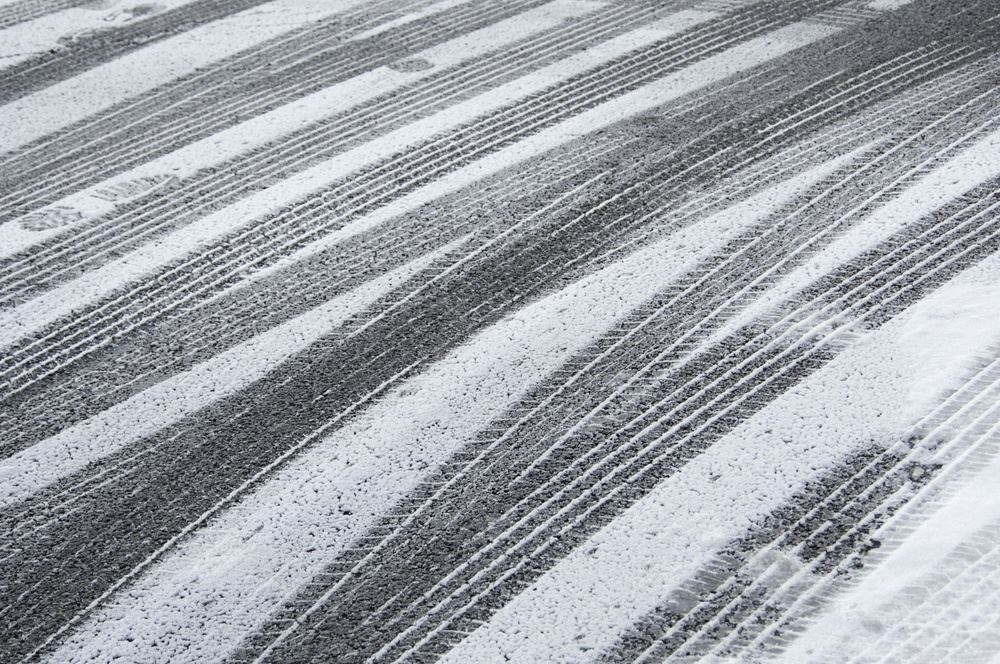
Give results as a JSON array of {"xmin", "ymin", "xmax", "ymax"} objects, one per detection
[{"xmin": 2, "ymin": 0, "xmax": 1000, "ymax": 662}]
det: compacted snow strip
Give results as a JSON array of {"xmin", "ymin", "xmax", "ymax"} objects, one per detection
[
  {"xmin": 711, "ymin": 121, "xmax": 1000, "ymax": 345},
  {"xmin": 439, "ymin": 242, "xmax": 1000, "ymax": 664},
  {"xmin": 0, "ymin": 0, "xmax": 605, "ymax": 261},
  {"xmin": 0, "ymin": 0, "xmax": 205, "ymax": 71},
  {"xmin": 867, "ymin": 0, "xmax": 915, "ymax": 9},
  {"xmin": 0, "ymin": 9, "xmax": 725, "ymax": 349},
  {"xmin": 0, "ymin": 238, "xmax": 466, "ymax": 508},
  {"xmin": 0, "ymin": 0, "xmax": 375, "ymax": 153},
  {"xmin": 350, "ymin": 0, "xmax": 479, "ymax": 41},
  {"xmin": 41, "ymin": 150, "xmax": 850, "ymax": 664}
]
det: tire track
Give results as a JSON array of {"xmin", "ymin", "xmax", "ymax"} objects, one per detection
[
  {"xmin": 0, "ymin": 143, "xmax": 859, "ymax": 661},
  {"xmin": 0, "ymin": 0, "xmax": 86, "ymax": 31},
  {"xmin": 0, "ymin": 166, "xmax": 641, "ymax": 661},
  {"xmin": 841, "ymin": 521, "xmax": 1000, "ymax": 663},
  {"xmin": 1, "ymin": 21, "xmax": 970, "ymax": 308},
  {"xmin": 0, "ymin": 0, "xmax": 666, "ymax": 306},
  {"xmin": 0, "ymin": 0, "xmax": 540, "ymax": 218},
  {"xmin": 0, "ymin": 0, "xmax": 280, "ymax": 105},
  {"xmin": 599, "ymin": 445, "xmax": 924, "ymax": 664},
  {"xmin": 0, "ymin": 3, "xmax": 853, "ymax": 394},
  {"xmin": 759, "ymin": 343, "xmax": 1000, "ymax": 663},
  {"xmin": 0, "ymin": 0, "xmax": 422, "ymax": 159},
  {"xmin": 4, "ymin": 12, "xmax": 987, "ymax": 462},
  {"xmin": 866, "ymin": 519, "xmax": 1000, "ymax": 664},
  {"xmin": 0, "ymin": 1, "xmax": 996, "ymax": 662},
  {"xmin": 0, "ymin": 158, "xmax": 622, "ymax": 509},
  {"xmin": 0, "ymin": 141, "xmax": 619, "ymax": 458},
  {"xmin": 0, "ymin": 105, "xmax": 877, "ymax": 659},
  {"xmin": 556, "ymin": 51, "xmax": 999, "ymax": 281},
  {"xmin": 5, "ymin": 0, "xmax": 976, "ymax": 260},
  {"xmin": 347, "ymin": 180, "xmax": 1000, "ymax": 663},
  {"xmin": 228, "ymin": 146, "xmax": 1000, "ymax": 663},
  {"xmin": 1, "ymin": 0, "xmax": 429, "ymax": 157},
  {"xmin": 1, "ymin": 147, "xmax": 868, "ymax": 528},
  {"xmin": 2, "ymin": 1, "xmax": 993, "ymax": 470},
  {"xmin": 417, "ymin": 249, "xmax": 1000, "ymax": 664},
  {"xmin": 6, "ymin": 0, "xmax": 986, "ymax": 392},
  {"xmin": 0, "ymin": 0, "xmax": 708, "ymax": 237},
  {"xmin": 0, "ymin": 1, "xmax": 992, "ymax": 660}
]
